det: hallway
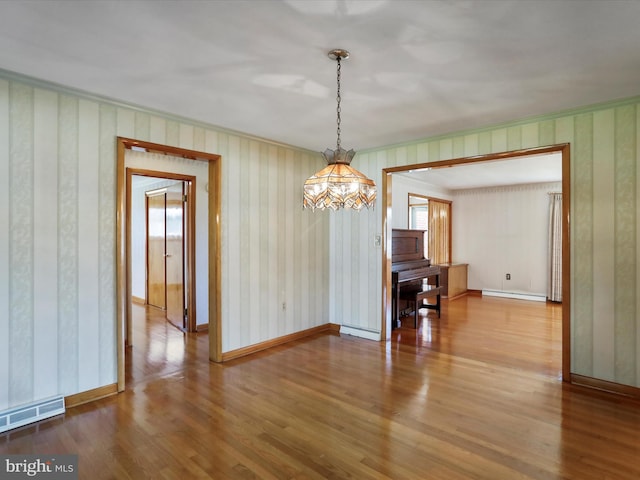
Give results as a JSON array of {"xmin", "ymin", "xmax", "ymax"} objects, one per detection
[{"xmin": 125, "ymin": 303, "xmax": 208, "ymax": 387}]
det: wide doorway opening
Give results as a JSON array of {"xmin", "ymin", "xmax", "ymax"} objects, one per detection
[{"xmin": 382, "ymin": 144, "xmax": 570, "ymax": 380}]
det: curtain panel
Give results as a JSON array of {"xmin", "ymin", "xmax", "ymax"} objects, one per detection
[
  {"xmin": 547, "ymin": 193, "xmax": 562, "ymax": 302},
  {"xmin": 428, "ymin": 200, "xmax": 451, "ymax": 264}
]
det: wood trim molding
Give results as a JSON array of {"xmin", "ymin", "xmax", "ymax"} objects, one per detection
[
  {"xmin": 571, "ymin": 374, "xmax": 640, "ymax": 401},
  {"xmin": 446, "ymin": 291, "xmax": 469, "ymax": 301},
  {"xmin": 560, "ymin": 143, "xmax": 571, "ymax": 382},
  {"xmin": 209, "ymin": 151, "xmax": 222, "ymax": 362},
  {"xmin": 381, "ymin": 173, "xmax": 392, "ymax": 340},
  {"xmin": 384, "ymin": 144, "xmax": 568, "ymax": 174},
  {"xmin": 221, "ymin": 324, "xmax": 341, "ymax": 362},
  {"xmin": 65, "ymin": 384, "xmax": 118, "ymax": 408},
  {"xmin": 116, "ymin": 138, "xmax": 126, "ymax": 391},
  {"xmin": 116, "ymin": 137, "xmax": 222, "ymax": 393},
  {"xmin": 131, "ymin": 295, "xmax": 145, "ymax": 305},
  {"xmin": 119, "ymin": 138, "xmax": 221, "ymax": 162}
]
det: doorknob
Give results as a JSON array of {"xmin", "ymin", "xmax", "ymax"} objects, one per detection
[{"xmin": 164, "ymin": 253, "xmax": 172, "ymax": 257}]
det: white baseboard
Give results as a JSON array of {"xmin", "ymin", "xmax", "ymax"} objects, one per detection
[
  {"xmin": 340, "ymin": 325, "xmax": 381, "ymax": 341},
  {"xmin": 482, "ymin": 289, "xmax": 546, "ymax": 302}
]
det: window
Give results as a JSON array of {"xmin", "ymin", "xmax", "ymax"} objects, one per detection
[
  {"xmin": 408, "ymin": 193, "xmax": 452, "ymax": 264},
  {"xmin": 409, "ymin": 194, "xmax": 429, "ymax": 258}
]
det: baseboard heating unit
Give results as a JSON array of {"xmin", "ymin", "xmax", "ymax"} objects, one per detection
[
  {"xmin": 482, "ymin": 290, "xmax": 546, "ymax": 302},
  {"xmin": 0, "ymin": 396, "xmax": 66, "ymax": 433}
]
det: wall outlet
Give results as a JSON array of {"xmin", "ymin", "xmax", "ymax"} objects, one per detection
[
  {"xmin": 282, "ymin": 302, "xmax": 286, "ymax": 311},
  {"xmin": 506, "ymin": 273, "xmax": 511, "ymax": 280},
  {"xmin": 374, "ymin": 234, "xmax": 382, "ymax": 247}
]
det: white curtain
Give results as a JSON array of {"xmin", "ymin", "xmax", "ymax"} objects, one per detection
[{"xmin": 547, "ymin": 193, "xmax": 562, "ymax": 302}]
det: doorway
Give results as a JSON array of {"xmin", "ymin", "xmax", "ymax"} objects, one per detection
[
  {"xmin": 116, "ymin": 137, "xmax": 222, "ymax": 392},
  {"xmin": 143, "ymin": 178, "xmax": 190, "ymax": 330},
  {"xmin": 382, "ymin": 144, "xmax": 571, "ymax": 380}
]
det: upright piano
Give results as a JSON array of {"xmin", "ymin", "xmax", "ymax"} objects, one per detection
[{"xmin": 391, "ymin": 229, "xmax": 441, "ymax": 328}]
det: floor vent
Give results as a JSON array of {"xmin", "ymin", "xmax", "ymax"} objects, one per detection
[{"xmin": 0, "ymin": 396, "xmax": 66, "ymax": 433}]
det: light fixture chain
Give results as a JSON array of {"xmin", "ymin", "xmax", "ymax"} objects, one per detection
[
  {"xmin": 303, "ymin": 48, "xmax": 377, "ymax": 211},
  {"xmin": 336, "ymin": 56, "xmax": 341, "ymax": 150}
]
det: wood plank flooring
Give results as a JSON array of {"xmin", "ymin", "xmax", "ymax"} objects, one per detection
[
  {"xmin": 393, "ymin": 292, "xmax": 562, "ymax": 378},
  {"xmin": 2, "ymin": 296, "xmax": 640, "ymax": 479}
]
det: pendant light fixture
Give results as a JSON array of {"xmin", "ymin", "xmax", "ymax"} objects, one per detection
[{"xmin": 303, "ymin": 49, "xmax": 376, "ymax": 211}]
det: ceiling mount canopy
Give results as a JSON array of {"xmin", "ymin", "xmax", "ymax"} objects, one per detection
[{"xmin": 303, "ymin": 49, "xmax": 376, "ymax": 211}]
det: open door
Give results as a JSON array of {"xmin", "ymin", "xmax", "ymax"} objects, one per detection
[
  {"xmin": 146, "ymin": 190, "xmax": 167, "ymax": 309},
  {"xmin": 166, "ymin": 182, "xmax": 186, "ymax": 329},
  {"xmin": 145, "ymin": 182, "xmax": 186, "ymax": 329},
  {"xmin": 118, "ymin": 138, "xmax": 222, "ymax": 392}
]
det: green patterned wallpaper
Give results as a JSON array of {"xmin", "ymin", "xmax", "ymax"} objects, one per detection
[
  {"xmin": 344, "ymin": 97, "xmax": 639, "ymax": 387},
  {"xmin": 0, "ymin": 73, "xmax": 330, "ymax": 409},
  {"xmin": 1, "ymin": 67, "xmax": 639, "ymax": 411}
]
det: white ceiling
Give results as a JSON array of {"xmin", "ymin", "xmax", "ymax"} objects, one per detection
[
  {"xmin": 0, "ymin": 0, "xmax": 637, "ymax": 187},
  {"xmin": 395, "ymin": 152, "xmax": 562, "ymax": 190}
]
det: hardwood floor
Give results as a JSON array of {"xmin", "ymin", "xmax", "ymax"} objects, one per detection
[
  {"xmin": 125, "ymin": 303, "xmax": 203, "ymax": 387},
  {"xmin": 2, "ymin": 297, "xmax": 640, "ymax": 479},
  {"xmin": 392, "ymin": 292, "xmax": 563, "ymax": 378}
]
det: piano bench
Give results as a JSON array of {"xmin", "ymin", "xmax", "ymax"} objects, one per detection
[{"xmin": 399, "ymin": 286, "xmax": 442, "ymax": 328}]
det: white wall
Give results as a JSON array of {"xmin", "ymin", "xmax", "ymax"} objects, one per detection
[
  {"xmin": 453, "ymin": 182, "xmax": 561, "ymax": 295},
  {"xmin": 130, "ymin": 177, "xmax": 178, "ymax": 301},
  {"xmin": 391, "ymin": 174, "xmax": 453, "ymax": 229},
  {"xmin": 128, "ymin": 153, "xmax": 209, "ymax": 325},
  {"xmin": 392, "ymin": 173, "xmax": 560, "ymax": 296}
]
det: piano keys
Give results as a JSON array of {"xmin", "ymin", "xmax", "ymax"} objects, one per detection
[{"xmin": 391, "ymin": 229, "xmax": 441, "ymax": 328}]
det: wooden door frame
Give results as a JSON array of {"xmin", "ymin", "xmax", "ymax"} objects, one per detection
[
  {"xmin": 141, "ymin": 177, "xmax": 193, "ymax": 330},
  {"xmin": 163, "ymin": 181, "xmax": 189, "ymax": 330},
  {"xmin": 381, "ymin": 143, "xmax": 571, "ymax": 381},
  {"xmin": 408, "ymin": 193, "xmax": 453, "ymax": 262},
  {"xmin": 145, "ymin": 187, "xmax": 170, "ymax": 311},
  {"xmin": 116, "ymin": 137, "xmax": 222, "ymax": 392}
]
